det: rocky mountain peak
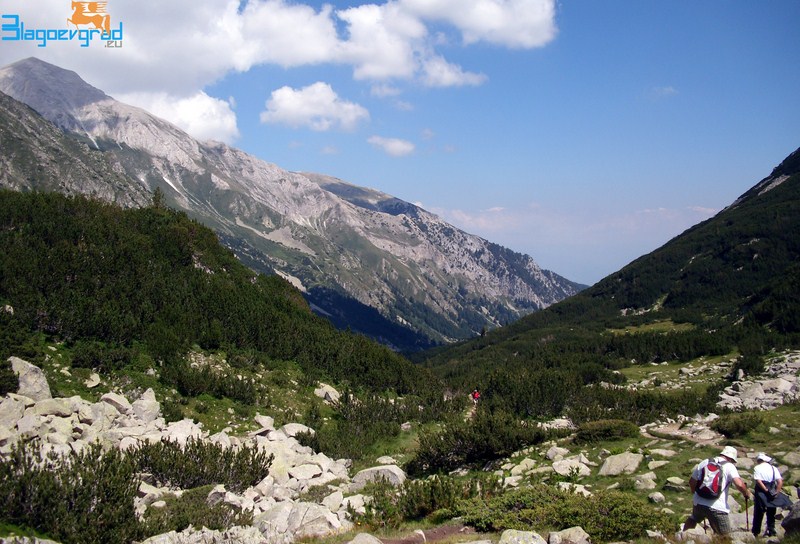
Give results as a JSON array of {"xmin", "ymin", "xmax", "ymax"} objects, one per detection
[{"xmin": 0, "ymin": 57, "xmax": 585, "ymax": 350}]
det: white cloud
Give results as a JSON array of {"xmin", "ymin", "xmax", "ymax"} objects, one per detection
[
  {"xmin": 117, "ymin": 91, "xmax": 240, "ymax": 144},
  {"xmin": 260, "ymin": 82, "xmax": 369, "ymax": 131},
  {"xmin": 371, "ymin": 84, "xmax": 402, "ymax": 97},
  {"xmin": 368, "ymin": 135, "xmax": 416, "ymax": 156},
  {"xmin": 421, "ymin": 56, "xmax": 487, "ymax": 87},
  {"xmin": 0, "ymin": 0, "xmax": 558, "ymax": 141},
  {"xmin": 649, "ymin": 86, "xmax": 679, "ymax": 100},
  {"xmin": 400, "ymin": 0, "xmax": 558, "ymax": 48}
]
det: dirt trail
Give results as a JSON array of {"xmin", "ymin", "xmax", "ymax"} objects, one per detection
[{"xmin": 379, "ymin": 524, "xmax": 480, "ymax": 544}]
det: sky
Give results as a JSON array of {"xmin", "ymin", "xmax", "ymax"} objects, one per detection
[{"xmin": 1, "ymin": 1, "xmax": 799, "ymax": 285}]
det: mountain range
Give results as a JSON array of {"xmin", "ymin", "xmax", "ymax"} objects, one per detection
[
  {"xmin": 419, "ymin": 145, "xmax": 800, "ymax": 394},
  {"xmin": 0, "ymin": 57, "xmax": 584, "ymax": 352}
]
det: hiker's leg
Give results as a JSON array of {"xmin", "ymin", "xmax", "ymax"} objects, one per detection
[
  {"xmin": 683, "ymin": 504, "xmax": 706, "ymax": 532},
  {"xmin": 706, "ymin": 509, "xmax": 731, "ymax": 535},
  {"xmin": 765, "ymin": 506, "xmax": 777, "ymax": 535},
  {"xmin": 752, "ymin": 499, "xmax": 765, "ymax": 535}
]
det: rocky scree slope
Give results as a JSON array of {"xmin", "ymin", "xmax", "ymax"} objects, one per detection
[{"xmin": 0, "ymin": 58, "xmax": 583, "ymax": 350}]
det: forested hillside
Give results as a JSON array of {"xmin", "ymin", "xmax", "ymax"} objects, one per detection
[
  {"xmin": 0, "ymin": 190, "xmax": 438, "ymax": 396},
  {"xmin": 419, "ymin": 147, "xmax": 800, "ymax": 422}
]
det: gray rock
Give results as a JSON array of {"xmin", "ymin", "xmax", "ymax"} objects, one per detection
[
  {"xmin": 314, "ymin": 383, "xmax": 341, "ymax": 404},
  {"xmin": 289, "ymin": 463, "xmax": 323, "ymax": 481},
  {"xmin": 254, "ymin": 501, "xmax": 347, "ymax": 540},
  {"xmin": 280, "ymin": 423, "xmax": 314, "ymax": 438},
  {"xmin": 552, "ymin": 459, "xmax": 591, "ymax": 477},
  {"xmin": 546, "ymin": 446, "xmax": 570, "ymax": 460},
  {"xmin": 0, "ymin": 396, "xmax": 26, "ymax": 428},
  {"xmin": 598, "ymin": 452, "xmax": 643, "ymax": 476},
  {"xmin": 663, "ymin": 477, "xmax": 688, "ymax": 492},
  {"xmin": 649, "ymin": 492, "xmax": 666, "ymax": 504},
  {"xmin": 101, "ymin": 392, "xmax": 132, "ymax": 415},
  {"xmin": 499, "ymin": 529, "xmax": 547, "ymax": 544},
  {"xmin": 783, "ymin": 500, "xmax": 800, "ymax": 536},
  {"xmin": 346, "ymin": 534, "xmax": 383, "ymax": 544},
  {"xmin": 352, "ymin": 465, "xmax": 406, "ymax": 490},
  {"xmin": 548, "ymin": 526, "xmax": 590, "ymax": 544},
  {"xmin": 375, "ymin": 455, "xmax": 397, "ymax": 465},
  {"xmin": 10, "ymin": 357, "xmax": 51, "ymax": 401},
  {"xmin": 511, "ymin": 457, "xmax": 536, "ymax": 475}
]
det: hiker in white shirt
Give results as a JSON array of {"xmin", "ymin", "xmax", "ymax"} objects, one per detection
[
  {"xmin": 752, "ymin": 452, "xmax": 785, "ymax": 537},
  {"xmin": 682, "ymin": 445, "xmax": 751, "ymax": 535}
]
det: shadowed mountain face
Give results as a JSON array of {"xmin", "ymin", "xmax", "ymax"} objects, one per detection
[{"xmin": 0, "ymin": 57, "xmax": 585, "ymax": 351}]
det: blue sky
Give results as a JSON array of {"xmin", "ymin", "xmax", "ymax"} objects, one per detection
[{"xmin": 1, "ymin": 1, "xmax": 799, "ymax": 284}]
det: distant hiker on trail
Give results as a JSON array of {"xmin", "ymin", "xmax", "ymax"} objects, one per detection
[
  {"xmin": 471, "ymin": 389, "xmax": 480, "ymax": 405},
  {"xmin": 752, "ymin": 452, "xmax": 791, "ymax": 537},
  {"xmin": 682, "ymin": 445, "xmax": 751, "ymax": 535}
]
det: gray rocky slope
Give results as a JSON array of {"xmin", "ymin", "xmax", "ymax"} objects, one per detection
[{"xmin": 0, "ymin": 57, "xmax": 583, "ymax": 349}]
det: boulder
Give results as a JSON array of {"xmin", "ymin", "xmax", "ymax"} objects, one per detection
[
  {"xmin": 289, "ymin": 463, "xmax": 323, "ymax": 481},
  {"xmin": 10, "ymin": 357, "xmax": 51, "ymax": 401},
  {"xmin": 552, "ymin": 459, "xmax": 591, "ymax": 477},
  {"xmin": 0, "ymin": 396, "xmax": 26, "ymax": 428},
  {"xmin": 101, "ymin": 392, "xmax": 132, "ymax": 415},
  {"xmin": 313, "ymin": 383, "xmax": 341, "ymax": 404},
  {"xmin": 346, "ymin": 534, "xmax": 383, "ymax": 544},
  {"xmin": 351, "ymin": 465, "xmax": 406, "ymax": 490},
  {"xmin": 511, "ymin": 458, "xmax": 537, "ymax": 475},
  {"xmin": 548, "ymin": 526, "xmax": 591, "ymax": 544},
  {"xmin": 499, "ymin": 529, "xmax": 547, "ymax": 544},
  {"xmin": 598, "ymin": 452, "xmax": 643, "ymax": 476},
  {"xmin": 254, "ymin": 501, "xmax": 347, "ymax": 541},
  {"xmin": 132, "ymin": 389, "xmax": 161, "ymax": 423},
  {"xmin": 783, "ymin": 500, "xmax": 800, "ymax": 536},
  {"xmin": 279, "ymin": 423, "xmax": 314, "ymax": 438},
  {"xmin": 663, "ymin": 477, "xmax": 688, "ymax": 492},
  {"xmin": 546, "ymin": 446, "xmax": 570, "ymax": 460}
]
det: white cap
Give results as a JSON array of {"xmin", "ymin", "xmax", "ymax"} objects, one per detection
[
  {"xmin": 720, "ymin": 445, "xmax": 738, "ymax": 463},
  {"xmin": 756, "ymin": 452, "xmax": 772, "ymax": 463}
]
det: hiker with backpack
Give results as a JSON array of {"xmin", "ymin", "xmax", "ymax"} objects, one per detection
[
  {"xmin": 752, "ymin": 452, "xmax": 792, "ymax": 537},
  {"xmin": 682, "ymin": 445, "xmax": 751, "ymax": 535}
]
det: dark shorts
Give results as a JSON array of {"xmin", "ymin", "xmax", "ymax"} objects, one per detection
[{"xmin": 690, "ymin": 503, "xmax": 732, "ymax": 534}]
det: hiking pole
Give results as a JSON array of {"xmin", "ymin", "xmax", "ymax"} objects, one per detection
[{"xmin": 745, "ymin": 495, "xmax": 750, "ymax": 532}]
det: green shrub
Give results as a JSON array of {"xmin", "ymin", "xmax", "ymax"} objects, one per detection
[
  {"xmin": 161, "ymin": 399, "xmax": 184, "ymax": 423},
  {"xmin": 128, "ymin": 437, "xmax": 272, "ymax": 493},
  {"xmin": 70, "ymin": 340, "xmax": 132, "ymax": 371},
  {"xmin": 0, "ymin": 357, "xmax": 18, "ymax": 396},
  {"xmin": 710, "ymin": 412, "xmax": 763, "ymax": 438},
  {"xmin": 140, "ymin": 485, "xmax": 252, "ymax": 537},
  {"xmin": 574, "ymin": 419, "xmax": 640, "ymax": 444},
  {"xmin": 355, "ymin": 474, "xmax": 502, "ymax": 529},
  {"xmin": 730, "ymin": 354, "xmax": 766, "ymax": 379},
  {"xmin": 406, "ymin": 409, "xmax": 547, "ymax": 476},
  {"xmin": 456, "ymin": 484, "xmax": 674, "ymax": 542},
  {"xmin": 0, "ymin": 440, "xmax": 140, "ymax": 544}
]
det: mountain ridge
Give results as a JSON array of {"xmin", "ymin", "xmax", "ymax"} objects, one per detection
[{"xmin": 0, "ymin": 57, "xmax": 584, "ymax": 350}]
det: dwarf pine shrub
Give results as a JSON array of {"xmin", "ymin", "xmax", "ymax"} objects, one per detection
[
  {"xmin": 574, "ymin": 419, "xmax": 640, "ymax": 444},
  {"xmin": 0, "ymin": 440, "xmax": 141, "ymax": 544},
  {"xmin": 128, "ymin": 436, "xmax": 272, "ymax": 493},
  {"xmin": 406, "ymin": 409, "xmax": 547, "ymax": 476},
  {"xmin": 456, "ymin": 484, "xmax": 674, "ymax": 542},
  {"xmin": 139, "ymin": 485, "xmax": 252, "ymax": 537},
  {"xmin": 710, "ymin": 411, "xmax": 763, "ymax": 438},
  {"xmin": 355, "ymin": 473, "xmax": 502, "ymax": 529}
]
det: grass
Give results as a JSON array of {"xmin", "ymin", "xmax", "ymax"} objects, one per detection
[
  {"xmin": 607, "ymin": 319, "xmax": 695, "ymax": 336},
  {"xmin": 618, "ymin": 353, "xmax": 734, "ymax": 388}
]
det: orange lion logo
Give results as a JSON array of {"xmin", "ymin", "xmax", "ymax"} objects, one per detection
[{"xmin": 67, "ymin": 1, "xmax": 110, "ymax": 33}]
